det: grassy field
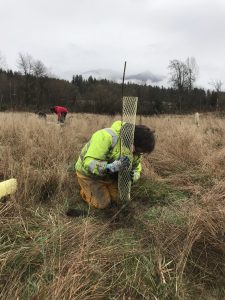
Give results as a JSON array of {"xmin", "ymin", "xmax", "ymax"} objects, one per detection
[{"xmin": 1, "ymin": 112, "xmax": 225, "ymax": 299}]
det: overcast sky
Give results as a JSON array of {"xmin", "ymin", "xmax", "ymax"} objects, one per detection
[{"xmin": 1, "ymin": 0, "xmax": 225, "ymax": 89}]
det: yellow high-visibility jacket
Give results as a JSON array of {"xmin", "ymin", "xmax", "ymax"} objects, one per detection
[{"xmin": 75, "ymin": 121, "xmax": 141, "ymax": 179}]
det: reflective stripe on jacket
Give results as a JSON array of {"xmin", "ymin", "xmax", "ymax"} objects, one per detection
[{"xmin": 75, "ymin": 120, "xmax": 142, "ymax": 178}]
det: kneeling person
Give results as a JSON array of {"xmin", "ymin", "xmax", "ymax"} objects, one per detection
[{"xmin": 75, "ymin": 121, "xmax": 155, "ymax": 209}]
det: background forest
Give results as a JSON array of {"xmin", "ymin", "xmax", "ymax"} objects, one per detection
[{"xmin": 0, "ymin": 53, "xmax": 224, "ymax": 115}]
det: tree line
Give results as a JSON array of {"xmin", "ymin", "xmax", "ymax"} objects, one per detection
[{"xmin": 0, "ymin": 52, "xmax": 224, "ymax": 115}]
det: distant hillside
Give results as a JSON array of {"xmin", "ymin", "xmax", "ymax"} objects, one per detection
[{"xmin": 82, "ymin": 69, "xmax": 166, "ymax": 85}]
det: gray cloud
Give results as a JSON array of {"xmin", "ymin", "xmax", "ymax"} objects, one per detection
[{"xmin": 1, "ymin": 0, "xmax": 225, "ymax": 89}]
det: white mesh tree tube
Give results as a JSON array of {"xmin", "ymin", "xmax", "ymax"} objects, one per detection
[{"xmin": 118, "ymin": 96, "xmax": 138, "ymax": 203}]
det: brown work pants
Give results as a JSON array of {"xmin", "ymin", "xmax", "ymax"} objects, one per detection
[{"xmin": 76, "ymin": 172, "xmax": 119, "ymax": 209}]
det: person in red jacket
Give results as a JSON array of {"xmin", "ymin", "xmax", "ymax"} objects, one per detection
[{"xmin": 50, "ymin": 106, "xmax": 68, "ymax": 123}]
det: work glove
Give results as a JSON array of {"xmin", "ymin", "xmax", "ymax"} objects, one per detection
[
  {"xmin": 130, "ymin": 170, "xmax": 140, "ymax": 183},
  {"xmin": 106, "ymin": 156, "xmax": 130, "ymax": 173}
]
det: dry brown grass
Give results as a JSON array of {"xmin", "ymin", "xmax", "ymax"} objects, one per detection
[{"xmin": 1, "ymin": 112, "xmax": 225, "ymax": 299}]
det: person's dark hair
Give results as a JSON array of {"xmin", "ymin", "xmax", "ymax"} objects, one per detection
[
  {"xmin": 134, "ymin": 125, "xmax": 155, "ymax": 153},
  {"xmin": 50, "ymin": 107, "xmax": 55, "ymax": 113},
  {"xmin": 121, "ymin": 123, "xmax": 155, "ymax": 153}
]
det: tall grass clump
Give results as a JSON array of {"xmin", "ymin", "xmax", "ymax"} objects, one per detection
[{"xmin": 1, "ymin": 112, "xmax": 225, "ymax": 299}]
